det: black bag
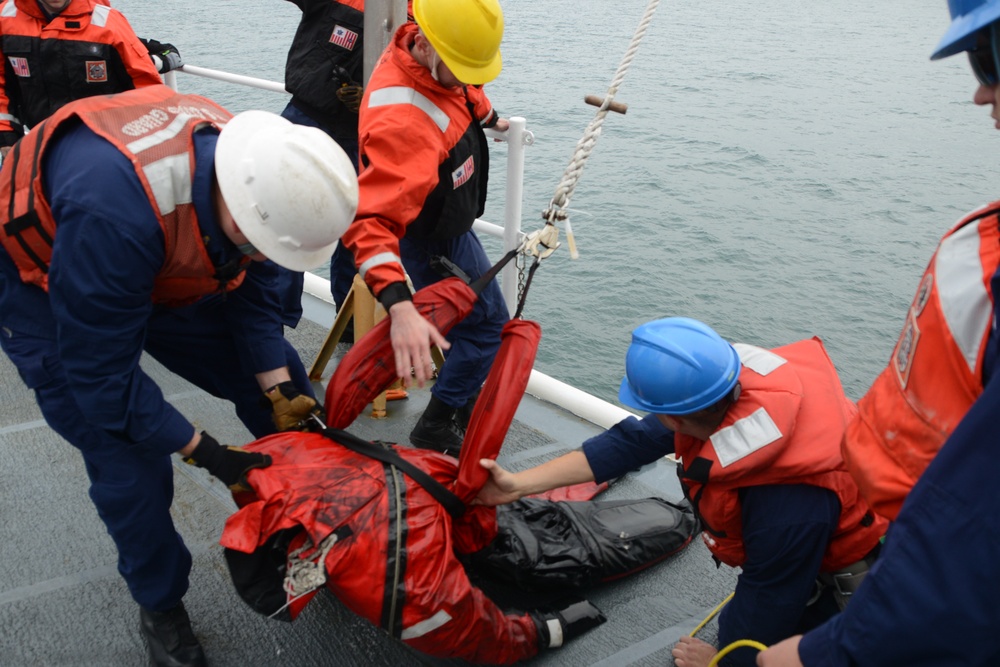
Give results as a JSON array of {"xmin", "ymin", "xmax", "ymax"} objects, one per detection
[{"xmin": 468, "ymin": 496, "xmax": 698, "ymax": 591}]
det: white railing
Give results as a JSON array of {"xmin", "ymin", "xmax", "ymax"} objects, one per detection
[{"xmin": 166, "ymin": 66, "xmax": 634, "ymax": 430}]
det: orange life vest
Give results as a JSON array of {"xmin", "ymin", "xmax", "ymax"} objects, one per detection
[
  {"xmin": 675, "ymin": 339, "xmax": 887, "ymax": 570},
  {"xmin": 842, "ymin": 203, "xmax": 1000, "ymax": 520},
  {"xmin": 0, "ymin": 84, "xmax": 248, "ymax": 305}
]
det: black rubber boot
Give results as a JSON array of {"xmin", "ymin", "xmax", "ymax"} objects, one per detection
[
  {"xmin": 409, "ymin": 394, "xmax": 464, "ymax": 455},
  {"xmin": 139, "ymin": 602, "xmax": 207, "ymax": 667}
]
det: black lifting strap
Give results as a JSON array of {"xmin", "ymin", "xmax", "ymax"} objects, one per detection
[
  {"xmin": 319, "ymin": 426, "xmax": 466, "ymax": 519},
  {"xmin": 435, "ymin": 244, "xmax": 544, "ymax": 320}
]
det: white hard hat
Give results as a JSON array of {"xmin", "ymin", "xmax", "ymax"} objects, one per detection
[{"xmin": 215, "ymin": 110, "xmax": 358, "ymax": 272}]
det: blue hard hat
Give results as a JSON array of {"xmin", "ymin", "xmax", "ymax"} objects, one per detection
[
  {"xmin": 932, "ymin": 0, "xmax": 1000, "ymax": 60},
  {"xmin": 618, "ymin": 317, "xmax": 741, "ymax": 415}
]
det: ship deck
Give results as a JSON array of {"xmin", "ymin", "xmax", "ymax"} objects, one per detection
[{"xmin": 0, "ymin": 292, "xmax": 738, "ymax": 666}]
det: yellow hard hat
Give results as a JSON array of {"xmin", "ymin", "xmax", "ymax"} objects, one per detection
[{"xmin": 413, "ymin": 0, "xmax": 504, "ymax": 85}]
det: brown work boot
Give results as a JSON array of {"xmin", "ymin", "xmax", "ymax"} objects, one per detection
[{"xmin": 139, "ymin": 601, "xmax": 207, "ymax": 667}]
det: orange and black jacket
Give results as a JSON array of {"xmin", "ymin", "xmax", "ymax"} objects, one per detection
[
  {"xmin": 283, "ymin": 0, "xmax": 365, "ymax": 138},
  {"xmin": 341, "ymin": 21, "xmax": 498, "ymax": 308},
  {"xmin": 0, "ymin": 0, "xmax": 161, "ymax": 148}
]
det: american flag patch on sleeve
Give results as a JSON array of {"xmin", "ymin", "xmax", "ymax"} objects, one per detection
[
  {"xmin": 452, "ymin": 156, "xmax": 475, "ymax": 189},
  {"xmin": 329, "ymin": 25, "xmax": 358, "ymax": 50},
  {"xmin": 9, "ymin": 57, "xmax": 30, "ymax": 78}
]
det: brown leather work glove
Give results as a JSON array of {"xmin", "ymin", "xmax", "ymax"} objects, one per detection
[{"xmin": 262, "ymin": 381, "xmax": 327, "ymax": 431}]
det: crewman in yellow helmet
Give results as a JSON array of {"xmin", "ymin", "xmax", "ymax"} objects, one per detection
[{"xmin": 340, "ymin": 0, "xmax": 509, "ymax": 456}]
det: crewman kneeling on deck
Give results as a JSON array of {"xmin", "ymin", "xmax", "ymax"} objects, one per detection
[
  {"xmin": 0, "ymin": 85, "xmax": 358, "ymax": 666},
  {"xmin": 474, "ymin": 317, "xmax": 887, "ymax": 667}
]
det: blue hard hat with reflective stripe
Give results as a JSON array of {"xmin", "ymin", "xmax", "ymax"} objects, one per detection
[
  {"xmin": 618, "ymin": 317, "xmax": 741, "ymax": 415},
  {"xmin": 932, "ymin": 0, "xmax": 1000, "ymax": 60}
]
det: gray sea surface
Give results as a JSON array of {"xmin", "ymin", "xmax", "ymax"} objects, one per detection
[{"xmin": 114, "ymin": 0, "xmax": 993, "ymax": 405}]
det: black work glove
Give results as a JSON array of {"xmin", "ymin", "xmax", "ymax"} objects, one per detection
[
  {"xmin": 142, "ymin": 38, "xmax": 184, "ymax": 73},
  {"xmin": 331, "ymin": 65, "xmax": 363, "ymax": 113},
  {"xmin": 534, "ymin": 599, "xmax": 606, "ymax": 649},
  {"xmin": 261, "ymin": 381, "xmax": 327, "ymax": 432},
  {"xmin": 183, "ymin": 432, "xmax": 271, "ymax": 492},
  {"xmin": 336, "ymin": 83, "xmax": 363, "ymax": 113}
]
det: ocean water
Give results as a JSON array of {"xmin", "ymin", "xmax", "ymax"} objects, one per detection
[{"xmin": 115, "ymin": 0, "xmax": 994, "ymax": 405}]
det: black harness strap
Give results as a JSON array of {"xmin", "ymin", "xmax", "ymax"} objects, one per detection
[
  {"xmin": 677, "ymin": 456, "xmax": 726, "ymax": 539},
  {"xmin": 319, "ymin": 426, "xmax": 466, "ymax": 520}
]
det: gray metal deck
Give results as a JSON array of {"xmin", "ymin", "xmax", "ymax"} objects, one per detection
[{"xmin": 0, "ymin": 301, "xmax": 737, "ymax": 666}]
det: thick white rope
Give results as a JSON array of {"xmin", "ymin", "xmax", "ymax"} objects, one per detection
[{"xmin": 543, "ymin": 0, "xmax": 662, "ymax": 224}]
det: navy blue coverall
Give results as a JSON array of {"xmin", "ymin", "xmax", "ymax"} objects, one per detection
[{"xmin": 0, "ymin": 122, "xmax": 313, "ymax": 611}]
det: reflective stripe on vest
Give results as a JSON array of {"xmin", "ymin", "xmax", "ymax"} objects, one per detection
[
  {"xmin": 709, "ymin": 406, "xmax": 782, "ymax": 468},
  {"xmin": 367, "ymin": 86, "xmax": 451, "ymax": 133},
  {"xmin": 936, "ymin": 218, "xmax": 994, "ymax": 373}
]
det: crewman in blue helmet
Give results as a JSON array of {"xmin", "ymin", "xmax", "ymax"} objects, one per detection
[
  {"xmin": 475, "ymin": 317, "xmax": 886, "ymax": 667},
  {"xmin": 758, "ymin": 2, "xmax": 1000, "ymax": 666}
]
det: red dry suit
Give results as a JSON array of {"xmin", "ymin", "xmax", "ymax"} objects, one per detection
[
  {"xmin": 223, "ymin": 282, "xmax": 540, "ymax": 663},
  {"xmin": 842, "ymin": 203, "xmax": 1000, "ymax": 520},
  {"xmin": 675, "ymin": 339, "xmax": 887, "ymax": 571},
  {"xmin": 0, "ymin": 0, "xmax": 161, "ymax": 147},
  {"xmin": 221, "ymin": 279, "xmax": 697, "ymax": 664},
  {"xmin": 0, "ymin": 84, "xmax": 247, "ymax": 305}
]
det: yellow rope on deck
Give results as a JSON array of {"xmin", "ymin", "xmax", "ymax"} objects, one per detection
[
  {"xmin": 708, "ymin": 639, "xmax": 769, "ymax": 667},
  {"xmin": 690, "ymin": 592, "xmax": 769, "ymax": 667}
]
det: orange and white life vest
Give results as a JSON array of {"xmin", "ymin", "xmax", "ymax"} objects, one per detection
[
  {"xmin": 842, "ymin": 203, "xmax": 1000, "ymax": 520},
  {"xmin": 675, "ymin": 339, "xmax": 887, "ymax": 570},
  {"xmin": 0, "ymin": 84, "xmax": 248, "ymax": 305}
]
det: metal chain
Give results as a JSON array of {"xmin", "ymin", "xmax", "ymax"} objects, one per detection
[
  {"xmin": 542, "ymin": 0, "xmax": 661, "ymax": 224},
  {"xmin": 516, "ymin": 251, "xmax": 526, "ymax": 302}
]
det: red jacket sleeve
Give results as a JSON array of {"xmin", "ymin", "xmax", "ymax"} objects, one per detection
[
  {"xmin": 466, "ymin": 84, "xmax": 499, "ymax": 127},
  {"xmin": 342, "ymin": 96, "xmax": 448, "ymax": 299},
  {"xmin": 107, "ymin": 9, "xmax": 163, "ymax": 88}
]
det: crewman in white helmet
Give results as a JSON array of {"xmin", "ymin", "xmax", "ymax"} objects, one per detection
[{"xmin": 0, "ymin": 84, "xmax": 358, "ymax": 667}]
